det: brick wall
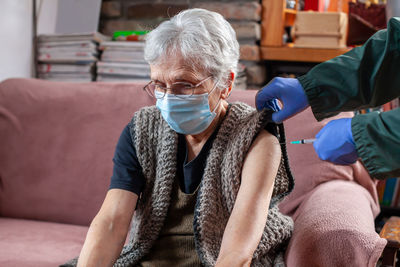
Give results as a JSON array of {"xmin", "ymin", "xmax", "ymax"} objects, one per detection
[{"xmin": 100, "ymin": 0, "xmax": 266, "ymax": 89}]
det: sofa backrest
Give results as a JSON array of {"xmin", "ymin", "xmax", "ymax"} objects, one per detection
[
  {"xmin": 0, "ymin": 78, "xmax": 259, "ymax": 226},
  {"xmin": 0, "ymin": 79, "xmax": 155, "ymax": 226},
  {"xmin": 0, "ymin": 78, "xmax": 378, "ymax": 226}
]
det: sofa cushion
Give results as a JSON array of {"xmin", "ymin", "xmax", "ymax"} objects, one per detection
[
  {"xmin": 0, "ymin": 217, "xmax": 87, "ymax": 267},
  {"xmin": 0, "ymin": 78, "xmax": 154, "ymax": 226}
]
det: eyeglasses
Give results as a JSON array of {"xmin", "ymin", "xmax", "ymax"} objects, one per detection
[{"xmin": 143, "ymin": 76, "xmax": 213, "ymax": 99}]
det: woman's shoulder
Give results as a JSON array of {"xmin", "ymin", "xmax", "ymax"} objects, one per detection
[
  {"xmin": 229, "ymin": 101, "xmax": 255, "ymax": 113},
  {"xmin": 226, "ymin": 102, "xmax": 273, "ymax": 130},
  {"xmin": 226, "ymin": 102, "xmax": 257, "ymax": 122},
  {"xmin": 134, "ymin": 105, "xmax": 159, "ymax": 117},
  {"xmin": 129, "ymin": 105, "xmax": 160, "ymax": 123}
]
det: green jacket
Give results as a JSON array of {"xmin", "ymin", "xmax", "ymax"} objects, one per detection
[{"xmin": 297, "ymin": 17, "xmax": 400, "ymax": 180}]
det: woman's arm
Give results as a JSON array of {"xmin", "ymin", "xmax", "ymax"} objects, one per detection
[
  {"xmin": 215, "ymin": 129, "xmax": 281, "ymax": 267},
  {"xmin": 77, "ymin": 189, "xmax": 137, "ymax": 267}
]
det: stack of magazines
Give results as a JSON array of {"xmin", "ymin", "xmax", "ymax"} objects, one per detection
[
  {"xmin": 37, "ymin": 32, "xmax": 111, "ymax": 82},
  {"xmin": 97, "ymin": 41, "xmax": 150, "ymax": 82}
]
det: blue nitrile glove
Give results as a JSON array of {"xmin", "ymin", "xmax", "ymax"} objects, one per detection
[
  {"xmin": 313, "ymin": 118, "xmax": 358, "ymax": 165},
  {"xmin": 256, "ymin": 77, "xmax": 309, "ymax": 123},
  {"xmin": 263, "ymin": 98, "xmax": 281, "ymax": 112}
]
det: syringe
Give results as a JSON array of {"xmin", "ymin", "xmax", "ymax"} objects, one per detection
[{"xmin": 289, "ymin": 138, "xmax": 316, "ymax": 144}]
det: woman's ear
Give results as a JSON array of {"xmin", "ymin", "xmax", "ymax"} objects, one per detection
[{"xmin": 221, "ymin": 71, "xmax": 235, "ymax": 99}]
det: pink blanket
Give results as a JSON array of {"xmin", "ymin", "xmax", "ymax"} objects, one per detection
[{"xmin": 279, "ymin": 108, "xmax": 387, "ymax": 266}]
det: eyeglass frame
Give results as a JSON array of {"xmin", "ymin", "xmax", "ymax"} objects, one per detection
[{"xmin": 143, "ymin": 76, "xmax": 215, "ymax": 99}]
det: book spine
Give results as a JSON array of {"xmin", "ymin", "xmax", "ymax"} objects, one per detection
[
  {"xmin": 304, "ymin": 0, "xmax": 319, "ymax": 11},
  {"xmin": 377, "ymin": 179, "xmax": 386, "ymax": 204},
  {"xmin": 391, "ymin": 98, "xmax": 399, "ymax": 109},
  {"xmin": 391, "ymin": 178, "xmax": 400, "ymax": 207},
  {"xmin": 382, "ymin": 178, "xmax": 397, "ymax": 206},
  {"xmin": 382, "ymin": 102, "xmax": 392, "ymax": 112},
  {"xmin": 38, "ymin": 64, "xmax": 52, "ymax": 73}
]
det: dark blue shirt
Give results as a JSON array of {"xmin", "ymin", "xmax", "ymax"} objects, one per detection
[{"xmin": 109, "ymin": 124, "xmax": 219, "ymax": 195}]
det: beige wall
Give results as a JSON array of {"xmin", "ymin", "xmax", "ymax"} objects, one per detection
[
  {"xmin": 37, "ymin": 0, "xmax": 58, "ymax": 35},
  {"xmin": 0, "ymin": 0, "xmax": 101, "ymax": 82},
  {"xmin": 0, "ymin": 0, "xmax": 33, "ymax": 82}
]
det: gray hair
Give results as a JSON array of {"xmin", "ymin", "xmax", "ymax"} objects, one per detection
[{"xmin": 144, "ymin": 8, "xmax": 240, "ymax": 88}]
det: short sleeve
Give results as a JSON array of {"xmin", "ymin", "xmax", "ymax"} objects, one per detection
[
  {"xmin": 109, "ymin": 124, "xmax": 145, "ymax": 196},
  {"xmin": 264, "ymin": 122, "xmax": 278, "ymax": 137},
  {"xmin": 262, "ymin": 109, "xmax": 279, "ymax": 137}
]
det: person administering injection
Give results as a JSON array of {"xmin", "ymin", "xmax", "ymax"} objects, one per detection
[{"xmin": 256, "ymin": 17, "xmax": 400, "ymax": 180}]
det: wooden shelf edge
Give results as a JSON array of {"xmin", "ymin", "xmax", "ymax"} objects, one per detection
[
  {"xmin": 284, "ymin": 8, "xmax": 297, "ymax": 15},
  {"xmin": 260, "ymin": 44, "xmax": 351, "ymax": 63}
]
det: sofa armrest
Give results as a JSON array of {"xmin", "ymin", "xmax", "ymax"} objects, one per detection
[{"xmin": 379, "ymin": 216, "xmax": 400, "ymax": 267}]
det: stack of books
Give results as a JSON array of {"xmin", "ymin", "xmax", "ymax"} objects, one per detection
[
  {"xmin": 97, "ymin": 41, "xmax": 150, "ymax": 82},
  {"xmin": 378, "ymin": 178, "xmax": 400, "ymax": 207},
  {"xmin": 37, "ymin": 32, "xmax": 111, "ymax": 82}
]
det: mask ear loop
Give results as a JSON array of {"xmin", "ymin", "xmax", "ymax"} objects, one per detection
[
  {"xmin": 225, "ymin": 87, "xmax": 232, "ymax": 98},
  {"xmin": 211, "ymin": 97, "xmax": 222, "ymax": 114},
  {"xmin": 212, "ymin": 81, "xmax": 233, "ymax": 113},
  {"xmin": 208, "ymin": 78, "xmax": 222, "ymax": 114}
]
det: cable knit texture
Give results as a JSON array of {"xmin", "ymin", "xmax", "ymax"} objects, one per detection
[{"xmin": 61, "ymin": 102, "xmax": 294, "ymax": 267}]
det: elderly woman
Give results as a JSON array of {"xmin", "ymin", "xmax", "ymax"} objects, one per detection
[{"xmin": 74, "ymin": 8, "xmax": 293, "ymax": 267}]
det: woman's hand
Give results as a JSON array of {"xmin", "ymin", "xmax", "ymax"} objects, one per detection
[{"xmin": 215, "ymin": 129, "xmax": 281, "ymax": 266}]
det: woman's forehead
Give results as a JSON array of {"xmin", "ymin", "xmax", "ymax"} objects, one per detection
[{"xmin": 150, "ymin": 62, "xmax": 205, "ymax": 82}]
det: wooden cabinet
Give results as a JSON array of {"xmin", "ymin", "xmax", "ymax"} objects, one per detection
[
  {"xmin": 261, "ymin": 0, "xmax": 298, "ymax": 47},
  {"xmin": 261, "ymin": 0, "xmax": 351, "ymax": 63},
  {"xmin": 261, "ymin": 43, "xmax": 351, "ymax": 62}
]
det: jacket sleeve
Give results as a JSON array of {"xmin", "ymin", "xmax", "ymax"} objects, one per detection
[
  {"xmin": 297, "ymin": 17, "xmax": 400, "ymax": 179},
  {"xmin": 352, "ymin": 108, "xmax": 400, "ymax": 180},
  {"xmin": 297, "ymin": 17, "xmax": 400, "ymax": 121}
]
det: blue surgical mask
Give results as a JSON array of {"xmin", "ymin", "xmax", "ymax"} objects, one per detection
[{"xmin": 155, "ymin": 90, "xmax": 221, "ymax": 135}]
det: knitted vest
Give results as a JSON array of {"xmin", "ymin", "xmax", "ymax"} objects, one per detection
[{"xmin": 114, "ymin": 102, "xmax": 294, "ymax": 267}]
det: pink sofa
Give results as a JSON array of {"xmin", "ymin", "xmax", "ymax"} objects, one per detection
[{"xmin": 0, "ymin": 78, "xmax": 386, "ymax": 266}]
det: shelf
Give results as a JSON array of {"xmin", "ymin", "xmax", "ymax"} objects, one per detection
[
  {"xmin": 284, "ymin": 8, "xmax": 297, "ymax": 26},
  {"xmin": 260, "ymin": 43, "xmax": 351, "ymax": 63},
  {"xmin": 284, "ymin": 8, "xmax": 297, "ymax": 15},
  {"xmin": 380, "ymin": 206, "xmax": 400, "ymax": 217}
]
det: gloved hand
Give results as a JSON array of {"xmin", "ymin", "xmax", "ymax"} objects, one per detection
[
  {"xmin": 261, "ymin": 98, "xmax": 281, "ymax": 113},
  {"xmin": 313, "ymin": 118, "xmax": 358, "ymax": 165},
  {"xmin": 256, "ymin": 77, "xmax": 309, "ymax": 123}
]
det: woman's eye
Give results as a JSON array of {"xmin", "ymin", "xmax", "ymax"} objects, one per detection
[
  {"xmin": 172, "ymin": 83, "xmax": 193, "ymax": 90},
  {"xmin": 154, "ymin": 84, "xmax": 164, "ymax": 90}
]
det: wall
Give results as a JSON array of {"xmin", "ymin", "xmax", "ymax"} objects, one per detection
[
  {"xmin": 55, "ymin": 0, "xmax": 101, "ymax": 34},
  {"xmin": 0, "ymin": 1, "xmax": 33, "ymax": 82},
  {"xmin": 99, "ymin": 0, "xmax": 266, "ymax": 89},
  {"xmin": 37, "ymin": 0, "xmax": 58, "ymax": 35},
  {"xmin": 0, "ymin": 0, "xmax": 103, "ymax": 82},
  {"xmin": 37, "ymin": 0, "xmax": 101, "ymax": 35}
]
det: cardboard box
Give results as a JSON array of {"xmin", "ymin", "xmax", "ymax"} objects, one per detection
[{"xmin": 293, "ymin": 11, "xmax": 348, "ymax": 49}]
